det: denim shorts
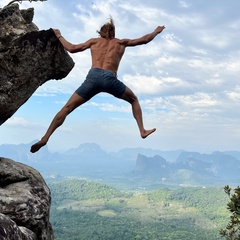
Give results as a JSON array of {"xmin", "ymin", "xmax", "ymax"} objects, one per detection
[{"xmin": 75, "ymin": 68, "xmax": 126, "ymax": 100}]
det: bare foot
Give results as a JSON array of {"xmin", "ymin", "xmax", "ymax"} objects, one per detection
[
  {"xmin": 141, "ymin": 128, "xmax": 156, "ymax": 139},
  {"xmin": 30, "ymin": 140, "xmax": 47, "ymax": 153}
]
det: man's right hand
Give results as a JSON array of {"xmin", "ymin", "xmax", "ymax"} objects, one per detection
[{"xmin": 52, "ymin": 28, "xmax": 61, "ymax": 38}]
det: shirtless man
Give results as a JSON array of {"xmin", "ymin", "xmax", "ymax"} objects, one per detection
[{"xmin": 30, "ymin": 18, "xmax": 165, "ymax": 153}]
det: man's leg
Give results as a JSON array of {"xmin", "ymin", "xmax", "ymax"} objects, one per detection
[
  {"xmin": 119, "ymin": 86, "xmax": 156, "ymax": 138},
  {"xmin": 30, "ymin": 93, "xmax": 86, "ymax": 153}
]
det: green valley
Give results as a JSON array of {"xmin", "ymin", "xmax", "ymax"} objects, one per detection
[{"xmin": 49, "ymin": 179, "xmax": 230, "ymax": 240}]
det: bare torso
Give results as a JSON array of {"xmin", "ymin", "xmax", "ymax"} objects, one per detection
[
  {"xmin": 53, "ymin": 26, "xmax": 165, "ymax": 74},
  {"xmin": 90, "ymin": 38, "xmax": 126, "ymax": 74}
]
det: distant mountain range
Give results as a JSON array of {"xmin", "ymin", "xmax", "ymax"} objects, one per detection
[
  {"xmin": 132, "ymin": 152, "xmax": 240, "ymax": 187},
  {"xmin": 0, "ymin": 141, "xmax": 239, "ymax": 187}
]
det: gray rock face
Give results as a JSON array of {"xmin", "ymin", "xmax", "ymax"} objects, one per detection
[
  {"xmin": 0, "ymin": 157, "xmax": 54, "ymax": 240},
  {"xmin": 0, "ymin": 3, "xmax": 75, "ymax": 125},
  {"xmin": 0, "ymin": 213, "xmax": 37, "ymax": 240},
  {"xmin": 0, "ymin": 3, "xmax": 75, "ymax": 238}
]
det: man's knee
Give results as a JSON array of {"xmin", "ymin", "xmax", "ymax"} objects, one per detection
[
  {"xmin": 121, "ymin": 88, "xmax": 138, "ymax": 103},
  {"xmin": 61, "ymin": 105, "xmax": 73, "ymax": 115},
  {"xmin": 131, "ymin": 94, "xmax": 138, "ymax": 102},
  {"xmin": 127, "ymin": 94, "xmax": 138, "ymax": 104}
]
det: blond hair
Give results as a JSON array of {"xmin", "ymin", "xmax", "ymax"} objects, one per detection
[{"xmin": 97, "ymin": 18, "xmax": 115, "ymax": 39}]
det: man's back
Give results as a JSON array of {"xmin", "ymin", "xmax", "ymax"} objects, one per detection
[
  {"xmin": 53, "ymin": 24, "xmax": 164, "ymax": 75},
  {"xmin": 90, "ymin": 37, "xmax": 126, "ymax": 74}
]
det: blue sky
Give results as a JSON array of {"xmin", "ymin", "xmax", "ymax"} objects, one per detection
[{"xmin": 1, "ymin": 0, "xmax": 240, "ymax": 153}]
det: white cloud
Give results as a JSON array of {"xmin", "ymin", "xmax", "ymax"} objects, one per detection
[
  {"xmin": 179, "ymin": 0, "xmax": 190, "ymax": 8},
  {"xmin": 5, "ymin": 117, "xmax": 38, "ymax": 129},
  {"xmin": 225, "ymin": 57, "xmax": 240, "ymax": 73},
  {"xmin": 176, "ymin": 93, "xmax": 220, "ymax": 108},
  {"xmin": 226, "ymin": 86, "xmax": 240, "ymax": 101},
  {"xmin": 119, "ymin": 3, "xmax": 161, "ymax": 24},
  {"xmin": 229, "ymin": 19, "xmax": 240, "ymax": 30},
  {"xmin": 89, "ymin": 101, "xmax": 131, "ymax": 113},
  {"xmin": 199, "ymin": 32, "xmax": 230, "ymax": 49},
  {"xmin": 154, "ymin": 55, "xmax": 182, "ymax": 66},
  {"xmin": 161, "ymin": 34, "xmax": 183, "ymax": 52},
  {"xmin": 123, "ymin": 74, "xmax": 162, "ymax": 95}
]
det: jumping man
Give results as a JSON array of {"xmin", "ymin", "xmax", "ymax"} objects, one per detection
[{"xmin": 30, "ymin": 18, "xmax": 165, "ymax": 153}]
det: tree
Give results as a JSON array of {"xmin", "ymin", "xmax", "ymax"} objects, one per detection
[{"xmin": 220, "ymin": 185, "xmax": 240, "ymax": 240}]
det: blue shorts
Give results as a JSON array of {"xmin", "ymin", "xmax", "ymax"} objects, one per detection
[{"xmin": 75, "ymin": 68, "xmax": 126, "ymax": 100}]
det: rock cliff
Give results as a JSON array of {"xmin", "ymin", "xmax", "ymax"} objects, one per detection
[
  {"xmin": 0, "ymin": 157, "xmax": 53, "ymax": 240},
  {"xmin": 0, "ymin": 2, "xmax": 75, "ymax": 239},
  {"xmin": 0, "ymin": 3, "xmax": 75, "ymax": 125}
]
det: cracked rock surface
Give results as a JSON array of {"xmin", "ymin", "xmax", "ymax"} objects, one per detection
[
  {"xmin": 0, "ymin": 3, "xmax": 74, "ymax": 125},
  {"xmin": 0, "ymin": 157, "xmax": 54, "ymax": 240}
]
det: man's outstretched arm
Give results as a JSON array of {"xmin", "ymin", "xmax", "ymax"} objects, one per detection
[
  {"xmin": 52, "ymin": 28, "xmax": 94, "ymax": 53},
  {"xmin": 121, "ymin": 25, "xmax": 165, "ymax": 47}
]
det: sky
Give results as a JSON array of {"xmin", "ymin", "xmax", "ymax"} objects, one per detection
[{"xmin": 0, "ymin": 0, "xmax": 240, "ymax": 153}]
